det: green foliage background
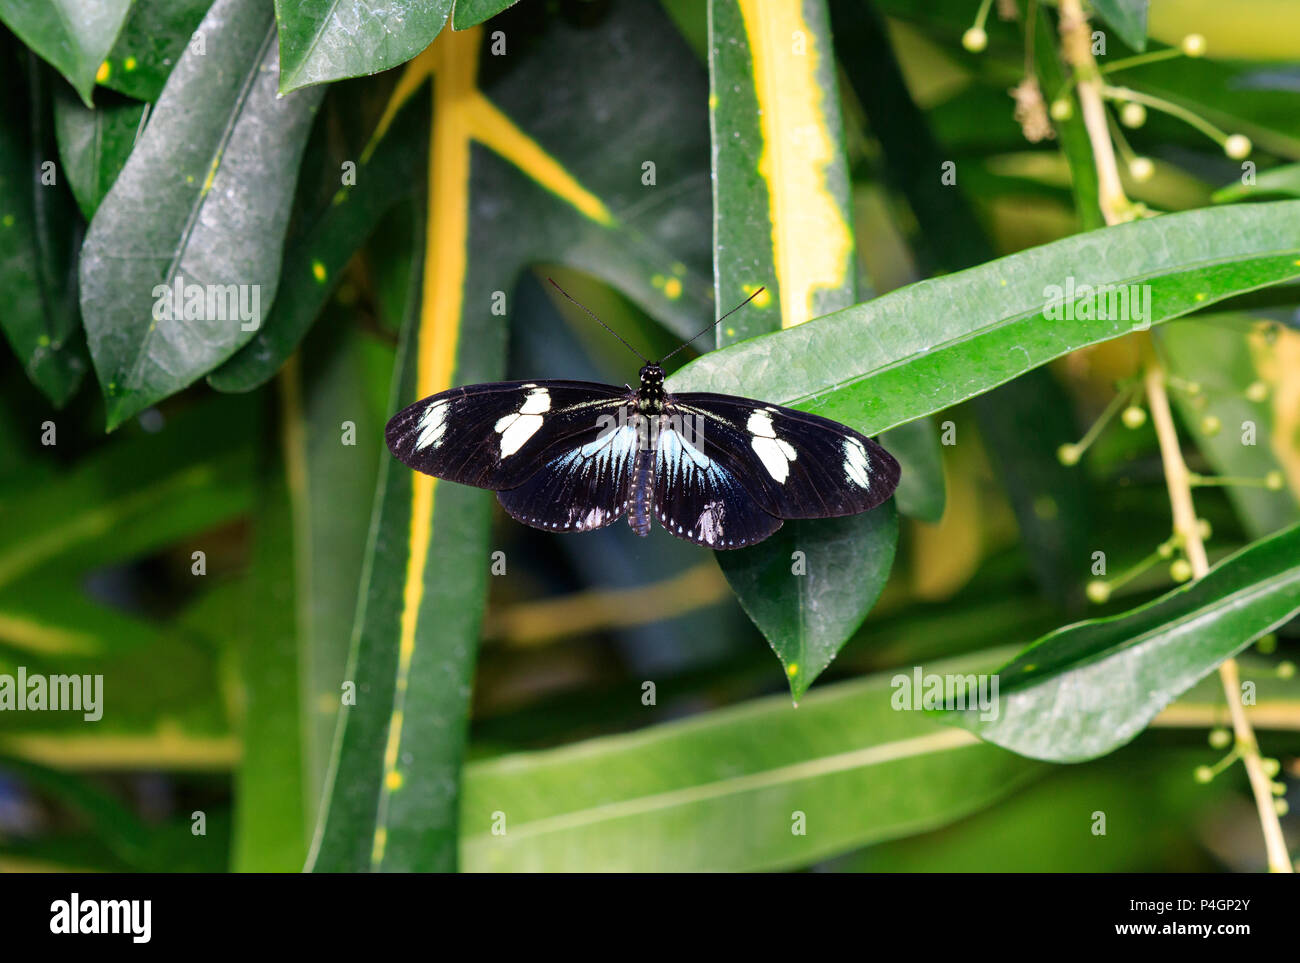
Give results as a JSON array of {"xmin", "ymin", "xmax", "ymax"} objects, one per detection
[{"xmin": 1, "ymin": 0, "xmax": 1299, "ymax": 872}]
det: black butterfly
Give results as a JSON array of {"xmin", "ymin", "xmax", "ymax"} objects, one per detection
[{"xmin": 385, "ymin": 283, "xmax": 900, "ymax": 549}]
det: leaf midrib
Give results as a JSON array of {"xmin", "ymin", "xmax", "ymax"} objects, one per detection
[
  {"xmin": 774, "ymin": 247, "xmax": 1300, "ymax": 411},
  {"xmin": 463, "ymin": 727, "xmax": 977, "ymax": 843},
  {"xmin": 119, "ymin": 22, "xmax": 278, "ymax": 404},
  {"xmin": 999, "ymin": 563, "xmax": 1300, "ymax": 697}
]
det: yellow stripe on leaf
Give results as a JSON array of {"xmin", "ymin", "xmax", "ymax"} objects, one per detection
[
  {"xmin": 467, "ymin": 93, "xmax": 614, "ymax": 226},
  {"xmin": 737, "ymin": 0, "xmax": 853, "ymax": 328},
  {"xmin": 375, "ymin": 25, "xmax": 481, "ymax": 867}
]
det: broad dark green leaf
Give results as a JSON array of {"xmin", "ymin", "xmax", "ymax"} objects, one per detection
[
  {"xmin": 208, "ymin": 87, "xmax": 427, "ymax": 392},
  {"xmin": 1090, "ymin": 0, "xmax": 1148, "ymax": 53},
  {"xmin": 0, "ymin": 0, "xmax": 133, "ymax": 106},
  {"xmin": 52, "ymin": 87, "xmax": 145, "ymax": 221},
  {"xmin": 881, "ymin": 419, "xmax": 944, "ymax": 522},
  {"xmin": 461, "ymin": 648, "xmax": 1041, "ymax": 871},
  {"xmin": 79, "ymin": 0, "xmax": 324, "ymax": 430},
  {"xmin": 946, "ymin": 522, "xmax": 1300, "ymax": 762},
  {"xmin": 708, "ymin": 0, "xmax": 896, "ymax": 697},
  {"xmin": 101, "ymin": 0, "xmax": 213, "ymax": 103},
  {"xmin": 723, "ymin": 503, "xmax": 898, "ymax": 699},
  {"xmin": 668, "ymin": 201, "xmax": 1300, "ymax": 437},
  {"xmin": 0, "ymin": 53, "xmax": 88, "ymax": 406},
  {"xmin": 275, "ymin": 0, "xmax": 453, "ymax": 93},
  {"xmin": 451, "ymin": 0, "xmax": 518, "ymax": 30}
]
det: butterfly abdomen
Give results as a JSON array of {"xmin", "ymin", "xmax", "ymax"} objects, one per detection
[{"xmin": 628, "ymin": 448, "xmax": 654, "ymax": 537}]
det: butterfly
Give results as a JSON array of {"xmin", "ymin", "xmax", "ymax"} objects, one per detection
[{"xmin": 385, "ymin": 282, "xmax": 900, "ymax": 549}]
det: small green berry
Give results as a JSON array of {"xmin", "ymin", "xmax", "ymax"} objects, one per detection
[
  {"xmin": 1225, "ymin": 134, "xmax": 1252, "ymax": 160},
  {"xmin": 1086, "ymin": 580, "xmax": 1111, "ymax": 604},
  {"xmin": 1194, "ymin": 765, "xmax": 1214, "ymax": 783},
  {"xmin": 1208, "ymin": 727, "xmax": 1231, "ymax": 749},
  {"xmin": 1121, "ymin": 405, "xmax": 1147, "ymax": 429},
  {"xmin": 1171, "ymin": 558, "xmax": 1193, "ymax": 582},
  {"xmin": 1128, "ymin": 157, "xmax": 1155, "ymax": 182},
  {"xmin": 1120, "ymin": 102, "xmax": 1147, "ymax": 128},
  {"xmin": 962, "ymin": 27, "xmax": 987, "ymax": 52}
]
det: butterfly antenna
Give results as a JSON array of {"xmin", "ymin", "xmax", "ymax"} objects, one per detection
[
  {"xmin": 547, "ymin": 277, "xmax": 649, "ymax": 364},
  {"xmin": 659, "ymin": 287, "xmax": 765, "ymax": 364}
]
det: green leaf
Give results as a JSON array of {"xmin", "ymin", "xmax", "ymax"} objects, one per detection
[
  {"xmin": 0, "ymin": 0, "xmax": 133, "ymax": 106},
  {"xmin": 1090, "ymin": 0, "xmax": 1148, "ymax": 53},
  {"xmin": 101, "ymin": 0, "xmax": 213, "ymax": 103},
  {"xmin": 1214, "ymin": 161, "xmax": 1300, "ymax": 203},
  {"xmin": 1156, "ymin": 316, "xmax": 1300, "ymax": 540},
  {"xmin": 275, "ymin": 0, "xmax": 453, "ymax": 93},
  {"xmin": 79, "ymin": 0, "xmax": 323, "ymax": 430},
  {"xmin": 461, "ymin": 649, "xmax": 1042, "ymax": 871},
  {"xmin": 0, "ymin": 52, "xmax": 89, "ymax": 406},
  {"xmin": 723, "ymin": 503, "xmax": 898, "ymax": 699},
  {"xmin": 708, "ymin": 0, "xmax": 896, "ymax": 696},
  {"xmin": 307, "ymin": 212, "xmax": 496, "ymax": 872},
  {"xmin": 945, "ymin": 522, "xmax": 1300, "ymax": 762},
  {"xmin": 52, "ymin": 87, "xmax": 145, "ymax": 221},
  {"xmin": 840, "ymin": 751, "xmax": 1230, "ymax": 872},
  {"xmin": 832, "ymin": 0, "xmax": 1089, "ymax": 606},
  {"xmin": 881, "ymin": 418, "xmax": 945, "ymax": 522},
  {"xmin": 1032, "ymin": 5, "xmax": 1104, "ymax": 231},
  {"xmin": 310, "ymin": 4, "xmax": 719, "ymax": 870},
  {"xmin": 232, "ymin": 459, "xmax": 308, "ymax": 872},
  {"xmin": 451, "ymin": 0, "xmax": 518, "ymax": 30},
  {"xmin": 0, "ymin": 395, "xmax": 258, "ymax": 589},
  {"xmin": 208, "ymin": 87, "xmax": 427, "ymax": 392},
  {"xmin": 973, "ymin": 368, "xmax": 1092, "ymax": 609},
  {"xmin": 0, "ymin": 756, "xmax": 152, "ymax": 866},
  {"xmin": 667, "ymin": 201, "xmax": 1300, "ymax": 437},
  {"xmin": 291, "ymin": 307, "xmax": 395, "ymax": 833}
]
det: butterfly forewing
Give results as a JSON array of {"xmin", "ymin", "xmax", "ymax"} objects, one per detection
[
  {"xmin": 385, "ymin": 380, "xmax": 630, "ymax": 490},
  {"xmin": 666, "ymin": 394, "xmax": 900, "ymax": 520}
]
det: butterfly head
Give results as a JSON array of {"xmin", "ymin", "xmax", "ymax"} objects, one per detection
[{"xmin": 638, "ymin": 363, "xmax": 666, "ymax": 405}]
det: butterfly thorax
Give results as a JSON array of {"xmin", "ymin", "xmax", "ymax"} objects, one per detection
[{"xmin": 636, "ymin": 363, "xmax": 667, "ymax": 411}]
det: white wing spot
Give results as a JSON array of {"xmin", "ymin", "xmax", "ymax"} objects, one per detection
[
  {"xmin": 844, "ymin": 437, "xmax": 871, "ymax": 487},
  {"xmin": 747, "ymin": 409, "xmax": 796, "ymax": 483},
  {"xmin": 415, "ymin": 401, "xmax": 449, "ymax": 450},
  {"xmin": 495, "ymin": 387, "xmax": 551, "ymax": 457}
]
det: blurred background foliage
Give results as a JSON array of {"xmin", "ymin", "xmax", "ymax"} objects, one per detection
[{"xmin": 1, "ymin": 0, "xmax": 1299, "ymax": 872}]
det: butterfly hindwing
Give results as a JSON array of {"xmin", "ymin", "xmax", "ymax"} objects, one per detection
[
  {"xmin": 666, "ymin": 394, "xmax": 900, "ymax": 520},
  {"xmin": 652, "ymin": 423, "xmax": 783, "ymax": 548},
  {"xmin": 496, "ymin": 415, "xmax": 640, "ymax": 533},
  {"xmin": 385, "ymin": 380, "xmax": 631, "ymax": 490}
]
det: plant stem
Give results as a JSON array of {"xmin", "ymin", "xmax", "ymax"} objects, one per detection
[
  {"xmin": 1144, "ymin": 356, "xmax": 1294, "ymax": 873},
  {"xmin": 1057, "ymin": 0, "xmax": 1130, "ymax": 224}
]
